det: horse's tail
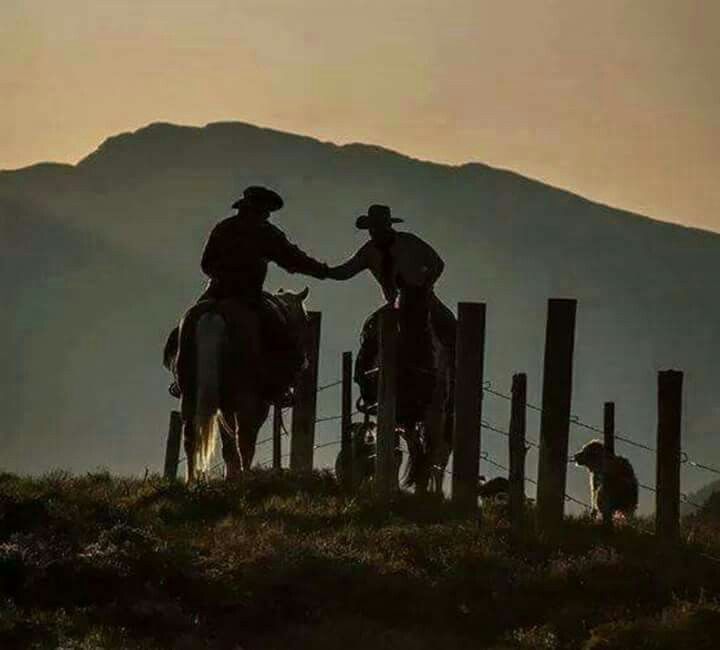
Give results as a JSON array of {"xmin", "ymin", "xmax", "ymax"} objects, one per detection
[{"xmin": 191, "ymin": 312, "xmax": 225, "ymax": 473}]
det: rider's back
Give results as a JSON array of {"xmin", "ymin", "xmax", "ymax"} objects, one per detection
[
  {"xmin": 201, "ymin": 216, "xmax": 327, "ymax": 303},
  {"xmin": 201, "ymin": 217, "xmax": 277, "ymax": 301}
]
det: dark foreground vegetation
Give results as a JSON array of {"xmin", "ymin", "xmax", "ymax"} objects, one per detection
[{"xmin": 1, "ymin": 469, "xmax": 720, "ymax": 649}]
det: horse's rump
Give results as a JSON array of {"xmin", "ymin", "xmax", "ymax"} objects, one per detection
[
  {"xmin": 354, "ymin": 300, "xmax": 454, "ymax": 492},
  {"xmin": 354, "ymin": 304, "xmax": 438, "ymax": 424},
  {"xmin": 169, "ymin": 295, "xmax": 306, "ymax": 416}
]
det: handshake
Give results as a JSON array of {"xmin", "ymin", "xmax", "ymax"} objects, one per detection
[{"xmin": 316, "ymin": 263, "xmax": 331, "ymax": 280}]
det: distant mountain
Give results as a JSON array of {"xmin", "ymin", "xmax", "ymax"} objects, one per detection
[{"xmin": 2, "ymin": 121, "xmax": 719, "ymax": 510}]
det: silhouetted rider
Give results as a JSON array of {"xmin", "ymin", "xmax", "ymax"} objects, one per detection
[
  {"xmin": 326, "ymin": 203, "xmax": 456, "ymax": 360},
  {"xmin": 199, "ymin": 185, "xmax": 329, "ymax": 303},
  {"xmin": 166, "ymin": 186, "xmax": 328, "ymax": 400}
]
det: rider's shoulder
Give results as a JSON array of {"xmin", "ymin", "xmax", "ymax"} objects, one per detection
[
  {"xmin": 263, "ymin": 221, "xmax": 289, "ymax": 238},
  {"xmin": 396, "ymin": 231, "xmax": 423, "ymax": 244},
  {"xmin": 212, "ymin": 216, "xmax": 278, "ymax": 234},
  {"xmin": 211, "ymin": 215, "xmax": 241, "ymax": 232},
  {"xmin": 355, "ymin": 240, "xmax": 376, "ymax": 260},
  {"xmin": 397, "ymin": 231, "xmax": 436, "ymax": 251}
]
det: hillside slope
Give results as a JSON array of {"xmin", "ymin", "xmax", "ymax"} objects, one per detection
[
  {"xmin": 1, "ymin": 121, "xmax": 719, "ymax": 507},
  {"xmin": 1, "ymin": 470, "xmax": 720, "ymax": 649}
]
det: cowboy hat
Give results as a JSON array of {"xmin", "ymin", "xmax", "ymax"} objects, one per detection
[
  {"xmin": 355, "ymin": 204, "xmax": 404, "ymax": 230},
  {"xmin": 231, "ymin": 186, "xmax": 284, "ymax": 212}
]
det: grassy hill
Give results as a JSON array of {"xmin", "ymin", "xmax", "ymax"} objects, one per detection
[{"xmin": 2, "ymin": 470, "xmax": 720, "ymax": 649}]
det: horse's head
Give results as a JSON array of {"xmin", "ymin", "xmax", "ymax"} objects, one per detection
[
  {"xmin": 275, "ymin": 286, "xmax": 310, "ymax": 322},
  {"xmin": 273, "ymin": 287, "xmax": 312, "ymax": 352}
]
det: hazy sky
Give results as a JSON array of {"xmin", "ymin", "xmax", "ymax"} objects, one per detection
[{"xmin": 2, "ymin": 1, "xmax": 718, "ymax": 230}]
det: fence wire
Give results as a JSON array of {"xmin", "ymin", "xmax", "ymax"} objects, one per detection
[
  {"xmin": 481, "ymin": 380, "xmax": 720, "ymax": 484},
  {"xmin": 170, "ymin": 369, "xmax": 718, "ymax": 511},
  {"xmin": 481, "ymin": 452, "xmax": 593, "ymax": 511},
  {"xmin": 317, "ymin": 379, "xmax": 343, "ymax": 393},
  {"xmin": 165, "ymin": 362, "xmax": 720, "ymax": 570},
  {"xmin": 481, "ymin": 419, "xmax": 540, "ymax": 450}
]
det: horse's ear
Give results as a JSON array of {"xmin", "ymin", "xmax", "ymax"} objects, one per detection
[{"xmin": 299, "ymin": 287, "xmax": 309, "ymax": 301}]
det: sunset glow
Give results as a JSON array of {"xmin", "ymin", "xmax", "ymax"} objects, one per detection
[{"xmin": 2, "ymin": 1, "xmax": 718, "ymax": 229}]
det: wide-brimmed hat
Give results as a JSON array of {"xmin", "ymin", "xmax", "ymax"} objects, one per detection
[
  {"xmin": 231, "ymin": 186, "xmax": 284, "ymax": 212},
  {"xmin": 355, "ymin": 204, "xmax": 404, "ymax": 230}
]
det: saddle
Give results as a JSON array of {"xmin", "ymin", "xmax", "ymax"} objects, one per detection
[{"xmin": 163, "ymin": 293, "xmax": 306, "ymax": 410}]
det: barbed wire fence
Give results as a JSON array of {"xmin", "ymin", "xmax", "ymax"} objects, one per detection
[
  {"xmin": 171, "ymin": 364, "xmax": 717, "ymax": 519},
  {"xmin": 162, "ymin": 296, "xmax": 720, "ymax": 570},
  {"xmin": 480, "ymin": 380, "xmax": 713, "ymax": 511},
  {"xmin": 168, "ymin": 366, "xmax": 720, "ymax": 567},
  {"xmin": 173, "ymin": 366, "xmax": 718, "ymax": 514},
  {"xmin": 174, "ymin": 374, "xmax": 345, "ymax": 473}
]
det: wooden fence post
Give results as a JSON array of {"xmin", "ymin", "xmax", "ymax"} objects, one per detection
[
  {"xmin": 537, "ymin": 298, "xmax": 577, "ymax": 535},
  {"xmin": 509, "ymin": 373, "xmax": 527, "ymax": 532},
  {"xmin": 451, "ymin": 303, "xmax": 487, "ymax": 512},
  {"xmin": 290, "ymin": 311, "xmax": 322, "ymax": 472},
  {"xmin": 603, "ymin": 402, "xmax": 615, "ymax": 530},
  {"xmin": 604, "ymin": 402, "xmax": 616, "ymax": 456},
  {"xmin": 656, "ymin": 370, "xmax": 683, "ymax": 543},
  {"xmin": 164, "ymin": 410, "xmax": 183, "ymax": 480},
  {"xmin": 376, "ymin": 309, "xmax": 399, "ymax": 499},
  {"xmin": 272, "ymin": 405, "xmax": 282, "ymax": 470},
  {"xmin": 341, "ymin": 351, "xmax": 354, "ymax": 491},
  {"xmin": 603, "ymin": 401, "xmax": 616, "ymax": 530}
]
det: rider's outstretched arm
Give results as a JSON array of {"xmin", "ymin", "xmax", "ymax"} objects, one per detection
[
  {"xmin": 265, "ymin": 224, "xmax": 329, "ymax": 278},
  {"xmin": 326, "ymin": 246, "xmax": 370, "ymax": 280}
]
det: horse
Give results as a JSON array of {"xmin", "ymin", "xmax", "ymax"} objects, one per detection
[
  {"xmin": 163, "ymin": 288, "xmax": 311, "ymax": 482},
  {"xmin": 355, "ymin": 294, "xmax": 455, "ymax": 495}
]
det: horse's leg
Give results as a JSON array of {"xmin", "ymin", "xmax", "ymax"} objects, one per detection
[
  {"xmin": 424, "ymin": 403, "xmax": 450, "ymax": 497},
  {"xmin": 183, "ymin": 415, "xmax": 198, "ymax": 484},
  {"xmin": 424, "ymin": 333, "xmax": 453, "ymax": 498},
  {"xmin": 218, "ymin": 412, "xmax": 242, "ymax": 481},
  {"xmin": 429, "ymin": 437, "xmax": 451, "ymax": 497},
  {"xmin": 403, "ymin": 424, "xmax": 431, "ymax": 494},
  {"xmin": 236, "ymin": 398, "xmax": 270, "ymax": 471}
]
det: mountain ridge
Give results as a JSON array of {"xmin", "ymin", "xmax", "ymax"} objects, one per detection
[{"xmin": 2, "ymin": 119, "xmax": 714, "ymax": 241}]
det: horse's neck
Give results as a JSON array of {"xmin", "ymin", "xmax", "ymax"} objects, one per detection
[
  {"xmin": 400, "ymin": 301, "xmax": 434, "ymax": 356},
  {"xmin": 286, "ymin": 308, "xmax": 307, "ymax": 334},
  {"xmin": 287, "ymin": 315, "xmax": 307, "ymax": 349},
  {"xmin": 273, "ymin": 297, "xmax": 308, "ymax": 348}
]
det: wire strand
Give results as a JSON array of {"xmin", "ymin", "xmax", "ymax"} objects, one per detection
[{"xmin": 317, "ymin": 379, "xmax": 343, "ymax": 392}]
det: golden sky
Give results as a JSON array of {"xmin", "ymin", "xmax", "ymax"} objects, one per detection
[{"xmin": 2, "ymin": 1, "xmax": 718, "ymax": 230}]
